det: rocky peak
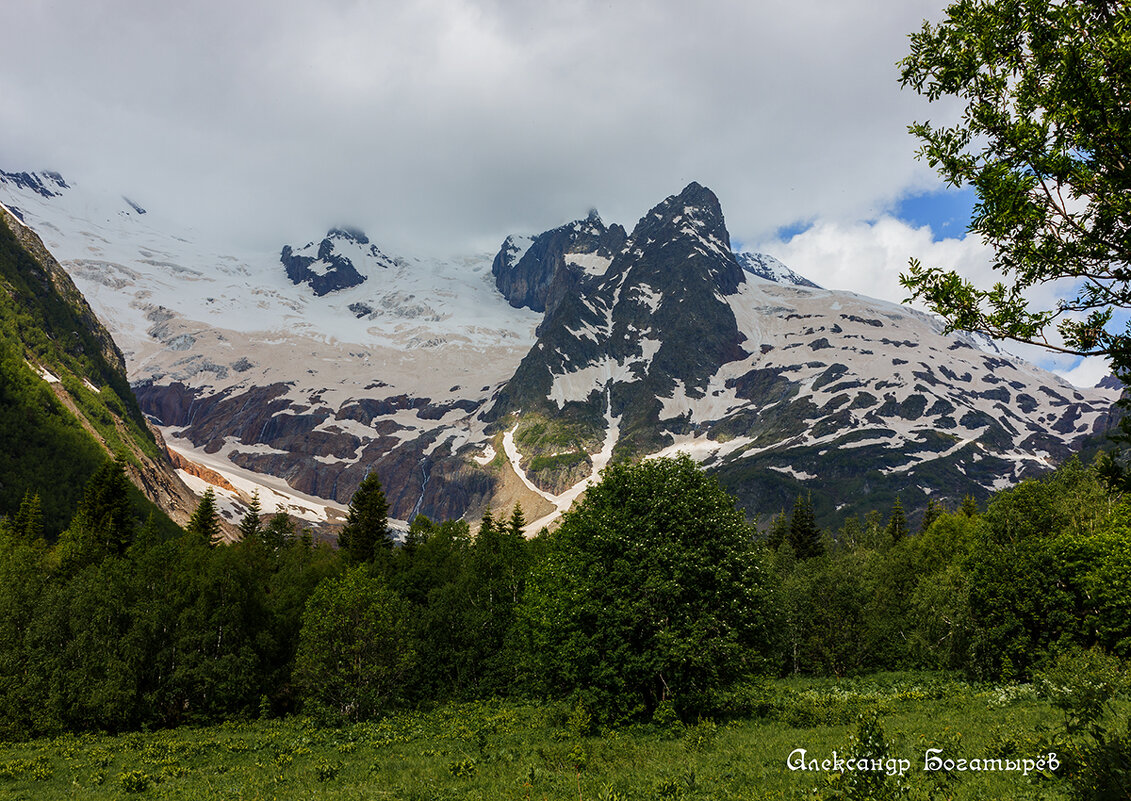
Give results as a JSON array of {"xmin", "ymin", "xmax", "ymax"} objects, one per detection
[
  {"xmin": 327, "ymin": 226, "xmax": 370, "ymax": 245},
  {"xmin": 1096, "ymin": 374, "xmax": 1126, "ymax": 392},
  {"xmin": 620, "ymin": 182, "xmax": 744, "ymax": 296},
  {"xmin": 0, "ymin": 170, "xmax": 70, "ymax": 199},
  {"xmin": 280, "ymin": 227, "xmax": 395, "ymax": 297},
  {"xmin": 486, "ymin": 182, "xmax": 750, "ymax": 463},
  {"xmin": 737, "ymin": 252, "xmax": 820, "ymax": 288}
]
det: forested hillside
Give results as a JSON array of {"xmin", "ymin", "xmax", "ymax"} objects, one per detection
[{"xmin": 0, "ymin": 205, "xmax": 193, "ymax": 536}]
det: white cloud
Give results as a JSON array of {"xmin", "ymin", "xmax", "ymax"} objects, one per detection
[
  {"xmin": 1056, "ymin": 356, "xmax": 1116, "ymax": 389},
  {"xmin": 755, "ymin": 217, "xmax": 995, "ymax": 309}
]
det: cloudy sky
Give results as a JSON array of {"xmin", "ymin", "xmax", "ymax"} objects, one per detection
[{"xmin": 0, "ymin": 0, "xmax": 1110, "ymax": 384}]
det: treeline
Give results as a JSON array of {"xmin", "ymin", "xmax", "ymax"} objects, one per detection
[
  {"xmin": 767, "ymin": 457, "xmax": 1129, "ymax": 682},
  {"xmin": 0, "ymin": 453, "xmax": 1128, "ymax": 739}
]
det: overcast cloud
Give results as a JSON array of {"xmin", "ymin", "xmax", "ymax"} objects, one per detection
[
  {"xmin": 0, "ymin": 0, "xmax": 1110, "ymax": 384},
  {"xmin": 4, "ymin": 0, "xmax": 952, "ymax": 247}
]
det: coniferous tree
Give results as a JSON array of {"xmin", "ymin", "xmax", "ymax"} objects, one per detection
[
  {"xmin": 960, "ymin": 495, "xmax": 979, "ymax": 517},
  {"xmin": 56, "ymin": 458, "xmax": 136, "ymax": 570},
  {"xmin": 261, "ymin": 512, "xmax": 293, "ymax": 551},
  {"xmin": 338, "ymin": 472, "xmax": 390, "ymax": 563},
  {"xmin": 478, "ymin": 507, "xmax": 495, "ymax": 538},
  {"xmin": 238, "ymin": 490, "xmax": 262, "ymax": 543},
  {"xmin": 132, "ymin": 511, "xmax": 165, "ymax": 552},
  {"xmin": 186, "ymin": 487, "xmax": 221, "ymax": 544},
  {"xmin": 919, "ymin": 498, "xmax": 944, "ymax": 534},
  {"xmin": 767, "ymin": 510, "xmax": 789, "ymax": 549},
  {"xmin": 505, "ymin": 503, "xmax": 526, "ymax": 539},
  {"xmin": 885, "ymin": 497, "xmax": 908, "ymax": 545},
  {"xmin": 788, "ymin": 494, "xmax": 824, "ymax": 559},
  {"xmin": 11, "ymin": 491, "xmax": 43, "ymax": 545}
]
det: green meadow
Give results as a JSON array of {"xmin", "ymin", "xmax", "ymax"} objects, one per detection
[{"xmin": 0, "ymin": 673, "xmax": 1099, "ymax": 801}]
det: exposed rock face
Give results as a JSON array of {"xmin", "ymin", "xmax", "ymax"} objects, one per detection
[
  {"xmin": 491, "ymin": 209, "xmax": 627, "ymax": 315},
  {"xmin": 167, "ymin": 449, "xmax": 239, "ymax": 492},
  {"xmin": 487, "ymin": 182, "xmax": 752, "ymax": 461},
  {"xmin": 133, "ymin": 379, "xmax": 498, "ymax": 522}
]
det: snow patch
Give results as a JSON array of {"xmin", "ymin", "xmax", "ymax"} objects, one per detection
[
  {"xmin": 26, "ymin": 360, "xmax": 59, "ymax": 383},
  {"xmin": 473, "ymin": 444, "xmax": 496, "ymax": 466},
  {"xmin": 566, "ymin": 251, "xmax": 612, "ymax": 277},
  {"xmin": 768, "ymin": 465, "xmax": 817, "ymax": 480}
]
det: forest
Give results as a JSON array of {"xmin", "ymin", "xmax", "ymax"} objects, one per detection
[{"xmin": 0, "ymin": 449, "xmax": 1128, "ymax": 798}]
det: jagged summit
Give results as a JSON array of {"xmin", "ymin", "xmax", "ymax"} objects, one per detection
[
  {"xmin": 491, "ymin": 211, "xmax": 627, "ymax": 314},
  {"xmin": 486, "ymin": 181, "xmax": 751, "ymax": 461},
  {"xmin": 327, "ymin": 226, "xmax": 370, "ymax": 244},
  {"xmin": 0, "ymin": 169, "xmax": 70, "ymax": 199}
]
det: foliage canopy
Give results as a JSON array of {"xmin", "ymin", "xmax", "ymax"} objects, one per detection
[
  {"xmin": 516, "ymin": 454, "xmax": 777, "ymax": 722},
  {"xmin": 899, "ymin": 0, "xmax": 1131, "ymax": 373}
]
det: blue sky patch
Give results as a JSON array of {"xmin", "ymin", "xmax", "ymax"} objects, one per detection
[{"xmin": 893, "ymin": 186, "xmax": 977, "ymax": 240}]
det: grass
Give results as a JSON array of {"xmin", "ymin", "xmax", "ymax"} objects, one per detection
[{"xmin": 0, "ymin": 673, "xmax": 1085, "ymax": 800}]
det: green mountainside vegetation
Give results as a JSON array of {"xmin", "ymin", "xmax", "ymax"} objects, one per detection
[{"xmin": 0, "ymin": 206, "xmax": 174, "ymax": 538}]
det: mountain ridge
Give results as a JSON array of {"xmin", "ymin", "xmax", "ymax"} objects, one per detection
[{"xmin": 0, "ymin": 171, "xmax": 1117, "ymax": 531}]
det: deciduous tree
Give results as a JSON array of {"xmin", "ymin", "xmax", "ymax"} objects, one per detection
[
  {"xmin": 516, "ymin": 455, "xmax": 776, "ymax": 721},
  {"xmin": 900, "ymin": 0, "xmax": 1131, "ymax": 372}
]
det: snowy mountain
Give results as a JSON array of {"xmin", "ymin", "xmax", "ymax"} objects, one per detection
[
  {"xmin": 484, "ymin": 183, "xmax": 1118, "ymax": 523},
  {"xmin": 0, "ymin": 171, "xmax": 1118, "ymax": 530},
  {"xmin": 0, "ymin": 169, "xmax": 541, "ymax": 524},
  {"xmin": 736, "ymin": 251, "xmax": 820, "ymax": 288}
]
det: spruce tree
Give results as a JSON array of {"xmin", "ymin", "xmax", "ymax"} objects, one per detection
[
  {"xmin": 960, "ymin": 495, "xmax": 979, "ymax": 517},
  {"xmin": 478, "ymin": 507, "xmax": 495, "ymax": 538},
  {"xmin": 505, "ymin": 504, "xmax": 526, "ymax": 539},
  {"xmin": 56, "ymin": 458, "xmax": 136, "ymax": 569},
  {"xmin": 766, "ymin": 510, "xmax": 789, "ymax": 549},
  {"xmin": 338, "ymin": 471, "xmax": 390, "ymax": 563},
  {"xmin": 186, "ymin": 487, "xmax": 221, "ymax": 544},
  {"xmin": 788, "ymin": 494, "xmax": 823, "ymax": 559},
  {"xmin": 238, "ymin": 490, "xmax": 263, "ymax": 543},
  {"xmin": 11, "ymin": 491, "xmax": 43, "ymax": 545},
  {"xmin": 261, "ymin": 512, "xmax": 293, "ymax": 550},
  {"xmin": 885, "ymin": 497, "xmax": 908, "ymax": 545},
  {"xmin": 919, "ymin": 498, "xmax": 944, "ymax": 534}
]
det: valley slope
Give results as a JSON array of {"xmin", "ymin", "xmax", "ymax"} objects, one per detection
[{"xmin": 0, "ymin": 199, "xmax": 197, "ymax": 535}]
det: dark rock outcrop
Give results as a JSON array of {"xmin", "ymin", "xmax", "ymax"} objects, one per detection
[{"xmin": 280, "ymin": 227, "xmax": 395, "ymax": 296}]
